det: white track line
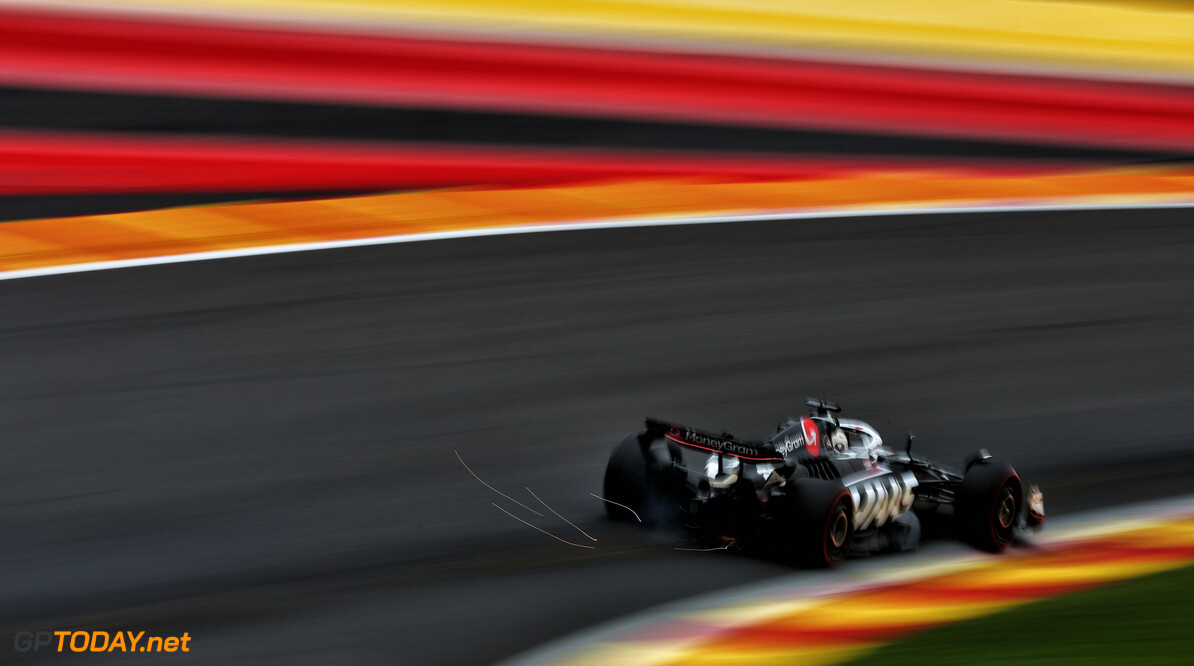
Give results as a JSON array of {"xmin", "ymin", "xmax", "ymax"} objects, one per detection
[{"xmin": 3, "ymin": 202, "xmax": 1193, "ymax": 282}]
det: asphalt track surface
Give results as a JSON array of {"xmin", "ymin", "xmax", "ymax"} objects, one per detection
[{"xmin": 3, "ymin": 207, "xmax": 1194, "ymax": 664}]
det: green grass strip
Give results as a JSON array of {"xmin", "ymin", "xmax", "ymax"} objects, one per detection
[{"xmin": 841, "ymin": 562, "xmax": 1194, "ymax": 664}]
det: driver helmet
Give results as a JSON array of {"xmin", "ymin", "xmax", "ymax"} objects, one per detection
[{"xmin": 829, "ymin": 427, "xmax": 848, "ymax": 453}]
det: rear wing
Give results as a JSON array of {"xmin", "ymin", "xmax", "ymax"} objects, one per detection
[{"xmin": 645, "ymin": 418, "xmax": 784, "ymax": 462}]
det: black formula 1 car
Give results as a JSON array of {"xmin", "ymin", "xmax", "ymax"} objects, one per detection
[{"xmin": 602, "ymin": 399, "xmax": 1045, "ymax": 567}]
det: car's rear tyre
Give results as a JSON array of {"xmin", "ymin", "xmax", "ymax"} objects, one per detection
[
  {"xmin": 956, "ymin": 459, "xmax": 1021, "ymax": 552},
  {"xmin": 773, "ymin": 479, "xmax": 854, "ymax": 568},
  {"xmin": 603, "ymin": 433, "xmax": 656, "ymax": 523}
]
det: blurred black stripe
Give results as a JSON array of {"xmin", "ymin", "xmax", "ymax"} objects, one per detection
[{"xmin": 3, "ymin": 86, "xmax": 1191, "ymax": 162}]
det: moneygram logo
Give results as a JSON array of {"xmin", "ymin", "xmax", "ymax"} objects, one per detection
[{"xmin": 13, "ymin": 631, "xmax": 191, "ymax": 653}]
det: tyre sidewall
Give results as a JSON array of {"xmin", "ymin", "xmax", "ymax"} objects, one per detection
[
  {"xmin": 957, "ymin": 460, "xmax": 1022, "ymax": 552},
  {"xmin": 603, "ymin": 433, "xmax": 651, "ymax": 521},
  {"xmin": 773, "ymin": 479, "xmax": 854, "ymax": 568}
]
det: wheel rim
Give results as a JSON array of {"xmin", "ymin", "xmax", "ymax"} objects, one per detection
[
  {"xmin": 996, "ymin": 487, "xmax": 1016, "ymax": 530},
  {"xmin": 829, "ymin": 507, "xmax": 850, "ymax": 550}
]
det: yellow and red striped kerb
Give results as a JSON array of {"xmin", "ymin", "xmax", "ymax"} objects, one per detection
[{"xmin": 544, "ymin": 507, "xmax": 1194, "ymax": 665}]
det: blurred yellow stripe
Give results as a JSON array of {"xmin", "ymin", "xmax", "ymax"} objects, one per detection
[
  {"xmin": 49, "ymin": 0, "xmax": 1194, "ymax": 77},
  {"xmin": 964, "ymin": 559, "xmax": 1192, "ymax": 587},
  {"xmin": 794, "ymin": 598, "xmax": 1023, "ymax": 627}
]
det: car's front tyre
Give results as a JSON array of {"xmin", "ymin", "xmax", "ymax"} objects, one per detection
[{"xmin": 956, "ymin": 458, "xmax": 1022, "ymax": 552}]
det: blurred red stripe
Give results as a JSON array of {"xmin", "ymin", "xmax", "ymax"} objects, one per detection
[
  {"xmin": 706, "ymin": 622, "xmax": 949, "ymax": 649},
  {"xmin": 2, "ymin": 130, "xmax": 1037, "ymax": 195},
  {"xmin": 3, "ymin": 7, "xmax": 1193, "ymax": 153}
]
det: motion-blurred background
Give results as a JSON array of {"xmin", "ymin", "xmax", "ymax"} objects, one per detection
[
  {"xmin": 3, "ymin": 0, "xmax": 1194, "ymax": 220},
  {"xmin": 2, "ymin": 1, "xmax": 1193, "ymax": 664}
]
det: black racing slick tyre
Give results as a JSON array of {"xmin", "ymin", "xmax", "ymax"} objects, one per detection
[
  {"xmin": 773, "ymin": 479, "xmax": 854, "ymax": 568},
  {"xmin": 603, "ymin": 433, "xmax": 655, "ymax": 523},
  {"xmin": 956, "ymin": 459, "xmax": 1022, "ymax": 552}
]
